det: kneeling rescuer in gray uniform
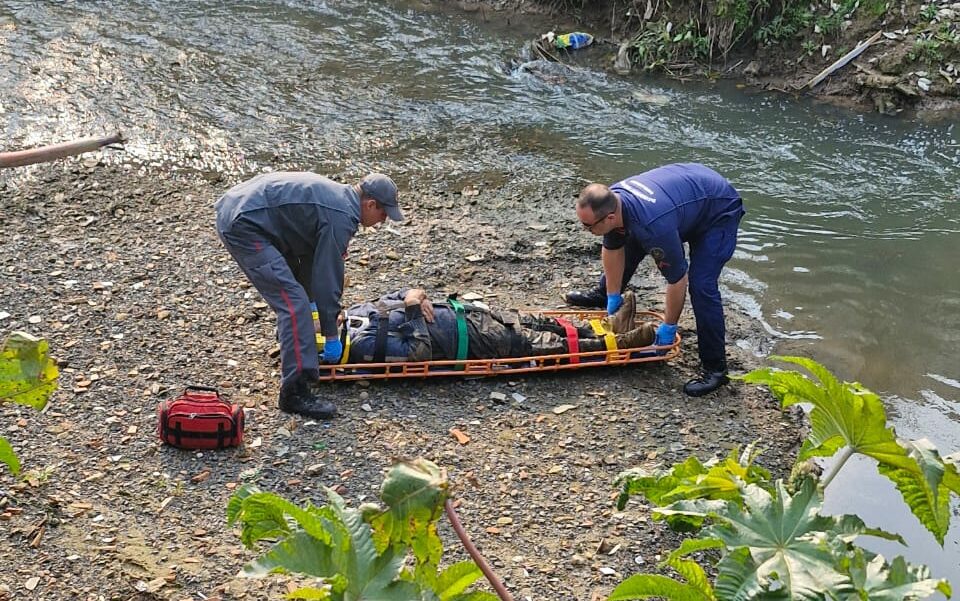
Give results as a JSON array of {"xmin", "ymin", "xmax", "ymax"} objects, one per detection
[{"xmin": 215, "ymin": 171, "xmax": 403, "ymax": 419}]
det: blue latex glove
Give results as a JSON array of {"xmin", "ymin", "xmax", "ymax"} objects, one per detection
[
  {"xmin": 654, "ymin": 322, "xmax": 678, "ymax": 351},
  {"xmin": 606, "ymin": 293, "xmax": 623, "ymax": 315},
  {"xmin": 322, "ymin": 338, "xmax": 343, "ymax": 363}
]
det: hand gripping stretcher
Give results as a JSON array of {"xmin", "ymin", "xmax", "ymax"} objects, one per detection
[{"xmin": 313, "ymin": 305, "xmax": 681, "ymax": 383}]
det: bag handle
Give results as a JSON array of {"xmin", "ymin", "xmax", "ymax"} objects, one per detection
[{"xmin": 184, "ymin": 385, "xmax": 221, "ymax": 395}]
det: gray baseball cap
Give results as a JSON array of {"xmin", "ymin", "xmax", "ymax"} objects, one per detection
[{"xmin": 360, "ymin": 173, "xmax": 403, "ymax": 221}]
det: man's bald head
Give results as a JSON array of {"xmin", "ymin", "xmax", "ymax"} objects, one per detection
[{"xmin": 577, "ymin": 183, "xmax": 618, "ymax": 218}]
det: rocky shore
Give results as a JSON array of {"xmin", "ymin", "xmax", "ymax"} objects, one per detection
[{"xmin": 0, "ymin": 159, "xmax": 802, "ymax": 599}]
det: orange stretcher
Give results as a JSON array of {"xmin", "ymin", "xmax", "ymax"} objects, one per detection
[{"xmin": 314, "ymin": 308, "xmax": 680, "ymax": 382}]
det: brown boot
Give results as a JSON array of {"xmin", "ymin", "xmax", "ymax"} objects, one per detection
[
  {"xmin": 615, "ymin": 322, "xmax": 656, "ymax": 349},
  {"xmin": 606, "ymin": 290, "xmax": 637, "ymax": 334}
]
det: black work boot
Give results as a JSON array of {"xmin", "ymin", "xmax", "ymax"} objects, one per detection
[
  {"xmin": 683, "ymin": 363, "xmax": 730, "ymax": 397},
  {"xmin": 278, "ymin": 376, "xmax": 337, "ymax": 419},
  {"xmin": 563, "ymin": 284, "xmax": 606, "ymax": 308}
]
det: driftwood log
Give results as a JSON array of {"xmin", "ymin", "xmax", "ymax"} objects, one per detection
[
  {"xmin": 0, "ymin": 132, "xmax": 124, "ymax": 169},
  {"xmin": 804, "ymin": 31, "xmax": 883, "ymax": 90}
]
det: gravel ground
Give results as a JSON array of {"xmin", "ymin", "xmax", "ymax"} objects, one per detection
[{"xmin": 0, "ymin": 159, "xmax": 802, "ymax": 600}]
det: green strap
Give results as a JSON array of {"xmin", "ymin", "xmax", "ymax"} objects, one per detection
[{"xmin": 448, "ymin": 298, "xmax": 468, "ymax": 369}]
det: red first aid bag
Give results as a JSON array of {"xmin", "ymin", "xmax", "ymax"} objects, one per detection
[{"xmin": 157, "ymin": 386, "xmax": 244, "ymax": 449}]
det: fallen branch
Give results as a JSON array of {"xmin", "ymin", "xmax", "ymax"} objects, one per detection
[
  {"xmin": 0, "ymin": 132, "xmax": 124, "ymax": 169},
  {"xmin": 804, "ymin": 30, "xmax": 883, "ymax": 90}
]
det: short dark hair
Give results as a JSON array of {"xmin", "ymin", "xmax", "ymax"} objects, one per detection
[{"xmin": 577, "ymin": 183, "xmax": 617, "ymax": 217}]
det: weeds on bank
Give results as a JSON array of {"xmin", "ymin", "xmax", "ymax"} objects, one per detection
[
  {"xmin": 626, "ymin": 0, "xmax": 895, "ymax": 72},
  {"xmin": 910, "ymin": 37, "xmax": 944, "ymax": 64},
  {"xmin": 909, "ymin": 20, "xmax": 960, "ymax": 71}
]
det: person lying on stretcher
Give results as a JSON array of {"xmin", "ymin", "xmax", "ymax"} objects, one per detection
[{"xmin": 331, "ymin": 288, "xmax": 655, "ymax": 364}]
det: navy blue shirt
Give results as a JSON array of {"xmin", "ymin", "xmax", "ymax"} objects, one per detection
[{"xmin": 602, "ymin": 163, "xmax": 742, "ymax": 283}]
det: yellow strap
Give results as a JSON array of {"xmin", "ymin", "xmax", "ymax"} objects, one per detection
[
  {"xmin": 314, "ymin": 308, "xmax": 323, "ymax": 350},
  {"xmin": 314, "ymin": 309, "xmax": 350, "ymax": 364},
  {"xmin": 316, "ymin": 332, "xmax": 352, "ymax": 364},
  {"xmin": 340, "ymin": 333, "xmax": 351, "ymax": 364},
  {"xmin": 589, "ymin": 319, "xmax": 617, "ymax": 351}
]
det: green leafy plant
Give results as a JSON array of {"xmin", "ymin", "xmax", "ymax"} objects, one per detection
[
  {"xmin": 908, "ymin": 38, "xmax": 943, "ymax": 64},
  {"xmin": 755, "ymin": 3, "xmax": 813, "ymax": 45},
  {"xmin": 936, "ymin": 24, "xmax": 960, "ymax": 48},
  {"xmin": 228, "ymin": 458, "xmax": 503, "ymax": 600},
  {"xmin": 799, "ymin": 39, "xmax": 818, "ymax": 61},
  {"xmin": 611, "ymin": 356, "xmax": 956, "ymax": 600},
  {"xmin": 862, "ymin": 0, "xmax": 889, "ymax": 18},
  {"xmin": 0, "ymin": 331, "xmax": 59, "ymax": 474}
]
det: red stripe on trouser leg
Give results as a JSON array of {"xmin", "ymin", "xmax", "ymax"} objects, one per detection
[
  {"xmin": 555, "ymin": 318, "xmax": 580, "ymax": 364},
  {"xmin": 279, "ymin": 289, "xmax": 303, "ymax": 376}
]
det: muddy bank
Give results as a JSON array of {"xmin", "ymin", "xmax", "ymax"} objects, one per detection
[
  {"xmin": 453, "ymin": 0, "xmax": 960, "ymax": 118},
  {"xmin": 0, "ymin": 159, "xmax": 799, "ymax": 599}
]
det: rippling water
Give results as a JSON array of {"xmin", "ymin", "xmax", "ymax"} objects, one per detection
[{"xmin": 3, "ymin": 0, "xmax": 959, "ymax": 588}]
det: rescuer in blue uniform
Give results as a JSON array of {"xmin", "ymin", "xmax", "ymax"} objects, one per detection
[
  {"xmin": 566, "ymin": 163, "xmax": 744, "ymax": 396},
  {"xmin": 216, "ymin": 172, "xmax": 403, "ymax": 419}
]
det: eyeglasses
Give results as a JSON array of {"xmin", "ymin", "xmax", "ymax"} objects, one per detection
[{"xmin": 581, "ymin": 212, "xmax": 610, "ymax": 230}]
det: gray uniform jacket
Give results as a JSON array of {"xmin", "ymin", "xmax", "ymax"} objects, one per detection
[{"xmin": 215, "ymin": 172, "xmax": 360, "ymax": 335}]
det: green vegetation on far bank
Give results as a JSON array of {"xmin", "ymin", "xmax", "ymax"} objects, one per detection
[{"xmin": 550, "ymin": 0, "xmax": 960, "ymax": 113}]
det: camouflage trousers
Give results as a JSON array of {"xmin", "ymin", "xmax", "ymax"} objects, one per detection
[{"xmin": 463, "ymin": 309, "xmax": 608, "ymax": 359}]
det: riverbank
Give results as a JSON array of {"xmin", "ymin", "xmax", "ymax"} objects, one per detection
[
  {"xmin": 0, "ymin": 159, "xmax": 801, "ymax": 599},
  {"xmin": 454, "ymin": 0, "xmax": 960, "ymax": 118}
]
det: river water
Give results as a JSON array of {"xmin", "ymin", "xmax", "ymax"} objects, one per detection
[{"xmin": 3, "ymin": 0, "xmax": 959, "ymax": 590}]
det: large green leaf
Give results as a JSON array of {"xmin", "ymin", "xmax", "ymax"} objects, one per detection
[
  {"xmin": 230, "ymin": 466, "xmax": 491, "ymax": 601},
  {"xmin": 877, "ymin": 438, "xmax": 960, "ymax": 545},
  {"xmin": 0, "ymin": 331, "xmax": 58, "ymax": 409},
  {"xmin": 740, "ymin": 357, "xmax": 960, "ymax": 543},
  {"xmin": 434, "ymin": 561, "xmax": 484, "ymax": 600},
  {"xmin": 617, "ymin": 456, "xmax": 711, "ymax": 507},
  {"xmin": 846, "ymin": 551, "xmax": 952, "ymax": 600},
  {"xmin": 371, "ymin": 459, "xmax": 447, "ymax": 569},
  {"xmin": 713, "ymin": 546, "xmax": 776, "ymax": 600},
  {"xmin": 608, "ymin": 574, "xmax": 715, "ymax": 600},
  {"xmin": 287, "ymin": 586, "xmax": 333, "ymax": 600},
  {"xmin": 661, "ymin": 539, "xmax": 723, "ymax": 600},
  {"xmin": 739, "ymin": 357, "xmax": 914, "ymax": 472},
  {"xmin": 668, "ymin": 480, "xmax": 856, "ymax": 599},
  {"xmin": 239, "ymin": 493, "xmax": 417, "ymax": 600},
  {"xmin": 241, "ymin": 530, "xmax": 345, "ymax": 579},
  {"xmin": 0, "ymin": 435, "xmax": 21, "ymax": 475},
  {"xmin": 616, "ymin": 446, "xmax": 771, "ymax": 531},
  {"xmin": 338, "ymin": 496, "xmax": 418, "ymax": 600},
  {"xmin": 227, "ymin": 485, "xmax": 334, "ymax": 548}
]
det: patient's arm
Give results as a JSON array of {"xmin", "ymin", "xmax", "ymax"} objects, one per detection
[
  {"xmin": 397, "ymin": 296, "xmax": 432, "ymax": 361},
  {"xmin": 404, "ymin": 288, "xmax": 434, "ymax": 323}
]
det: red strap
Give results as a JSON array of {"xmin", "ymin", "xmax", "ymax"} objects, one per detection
[{"xmin": 556, "ymin": 318, "xmax": 580, "ymax": 364}]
